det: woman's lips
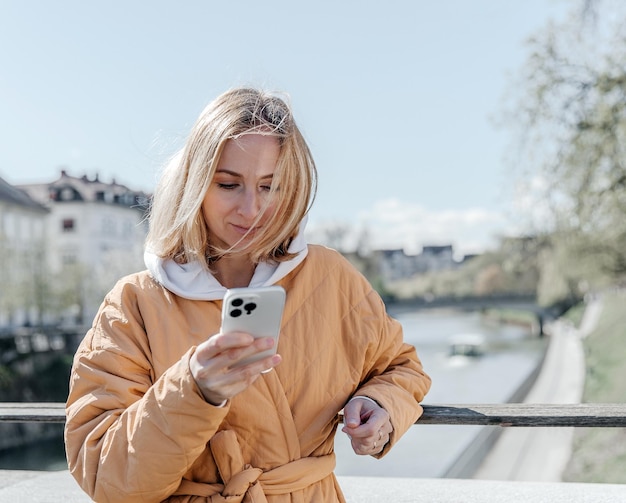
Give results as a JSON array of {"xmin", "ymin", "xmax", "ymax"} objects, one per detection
[{"xmin": 231, "ymin": 224, "xmax": 259, "ymax": 235}]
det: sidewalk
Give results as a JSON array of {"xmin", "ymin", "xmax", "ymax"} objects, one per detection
[{"xmin": 472, "ymin": 298, "xmax": 603, "ymax": 481}]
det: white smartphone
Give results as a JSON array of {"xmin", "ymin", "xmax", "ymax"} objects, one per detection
[{"xmin": 220, "ymin": 286, "xmax": 286, "ymax": 368}]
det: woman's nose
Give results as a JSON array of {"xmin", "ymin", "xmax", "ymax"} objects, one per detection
[{"xmin": 237, "ymin": 189, "xmax": 262, "ymax": 218}]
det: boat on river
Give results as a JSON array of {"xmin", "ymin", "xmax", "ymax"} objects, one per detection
[{"xmin": 447, "ymin": 333, "xmax": 486, "ymax": 357}]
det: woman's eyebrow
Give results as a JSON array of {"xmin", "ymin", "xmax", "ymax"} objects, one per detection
[
  {"xmin": 215, "ymin": 169, "xmax": 274, "ymax": 181},
  {"xmin": 215, "ymin": 168, "xmax": 274, "ymax": 179},
  {"xmin": 215, "ymin": 169, "xmax": 242, "ymax": 177}
]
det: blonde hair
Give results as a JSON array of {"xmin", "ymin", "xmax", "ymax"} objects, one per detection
[{"xmin": 145, "ymin": 87, "xmax": 317, "ymax": 266}]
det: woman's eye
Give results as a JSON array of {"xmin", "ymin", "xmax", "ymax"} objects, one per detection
[{"xmin": 217, "ymin": 183, "xmax": 238, "ymax": 190}]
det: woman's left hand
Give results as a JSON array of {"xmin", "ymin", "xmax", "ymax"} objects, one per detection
[{"xmin": 341, "ymin": 397, "xmax": 393, "ymax": 456}]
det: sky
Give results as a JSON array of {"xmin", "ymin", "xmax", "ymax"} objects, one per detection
[{"xmin": 0, "ymin": 0, "xmax": 574, "ymax": 258}]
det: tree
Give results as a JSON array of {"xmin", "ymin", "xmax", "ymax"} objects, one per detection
[
  {"xmin": 52, "ymin": 262, "xmax": 89, "ymax": 326},
  {"xmin": 504, "ymin": 0, "xmax": 626, "ymax": 298},
  {"xmin": 0, "ymin": 234, "xmax": 50, "ymax": 327}
]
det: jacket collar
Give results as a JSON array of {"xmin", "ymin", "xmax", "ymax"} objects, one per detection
[{"xmin": 144, "ymin": 219, "xmax": 308, "ymax": 300}]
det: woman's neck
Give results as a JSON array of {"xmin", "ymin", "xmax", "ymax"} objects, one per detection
[{"xmin": 212, "ymin": 255, "xmax": 256, "ymax": 289}]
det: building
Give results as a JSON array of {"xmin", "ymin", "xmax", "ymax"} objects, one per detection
[
  {"xmin": 18, "ymin": 170, "xmax": 151, "ymax": 325},
  {"xmin": 373, "ymin": 244, "xmax": 459, "ymax": 283},
  {"xmin": 375, "ymin": 248, "xmax": 417, "ymax": 282},
  {"xmin": 0, "ymin": 175, "xmax": 49, "ymax": 328},
  {"xmin": 415, "ymin": 245, "xmax": 456, "ymax": 273}
]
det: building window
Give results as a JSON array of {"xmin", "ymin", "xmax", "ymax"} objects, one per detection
[
  {"xmin": 60, "ymin": 188, "xmax": 75, "ymax": 201},
  {"xmin": 62, "ymin": 218, "xmax": 75, "ymax": 232}
]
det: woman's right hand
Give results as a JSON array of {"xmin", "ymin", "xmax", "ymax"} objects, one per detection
[{"xmin": 189, "ymin": 331, "xmax": 282, "ymax": 406}]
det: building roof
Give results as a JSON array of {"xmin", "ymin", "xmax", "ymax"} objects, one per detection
[
  {"xmin": 422, "ymin": 245, "xmax": 453, "ymax": 254},
  {"xmin": 17, "ymin": 170, "xmax": 151, "ymax": 212},
  {"xmin": 0, "ymin": 174, "xmax": 49, "ymax": 212}
]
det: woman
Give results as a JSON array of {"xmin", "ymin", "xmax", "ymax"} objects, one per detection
[{"xmin": 65, "ymin": 87, "xmax": 431, "ymax": 502}]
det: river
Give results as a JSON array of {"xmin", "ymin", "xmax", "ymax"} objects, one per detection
[
  {"xmin": 334, "ymin": 306, "xmax": 546, "ymax": 478},
  {"xmin": 0, "ymin": 307, "xmax": 546, "ymax": 475}
]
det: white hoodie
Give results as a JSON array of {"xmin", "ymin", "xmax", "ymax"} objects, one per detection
[{"xmin": 144, "ymin": 221, "xmax": 308, "ymax": 301}]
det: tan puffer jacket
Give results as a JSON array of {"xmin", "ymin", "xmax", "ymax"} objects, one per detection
[{"xmin": 65, "ymin": 245, "xmax": 431, "ymax": 502}]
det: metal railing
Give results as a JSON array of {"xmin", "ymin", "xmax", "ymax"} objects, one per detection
[{"xmin": 3, "ymin": 402, "xmax": 626, "ymax": 427}]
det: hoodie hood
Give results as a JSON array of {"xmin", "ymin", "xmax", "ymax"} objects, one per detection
[{"xmin": 144, "ymin": 219, "xmax": 309, "ymax": 300}]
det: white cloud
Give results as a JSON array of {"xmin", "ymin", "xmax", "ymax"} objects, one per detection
[{"xmin": 307, "ymin": 198, "xmax": 510, "ymax": 259}]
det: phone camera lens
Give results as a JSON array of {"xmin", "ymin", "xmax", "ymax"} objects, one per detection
[
  {"xmin": 231, "ymin": 298, "xmax": 244, "ymax": 307},
  {"xmin": 244, "ymin": 302, "xmax": 257, "ymax": 315},
  {"xmin": 230, "ymin": 309, "xmax": 242, "ymax": 317}
]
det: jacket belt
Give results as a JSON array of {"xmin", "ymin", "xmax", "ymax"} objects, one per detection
[{"xmin": 170, "ymin": 430, "xmax": 336, "ymax": 502}]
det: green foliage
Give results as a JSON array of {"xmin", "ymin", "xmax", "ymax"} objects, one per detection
[
  {"xmin": 561, "ymin": 302, "xmax": 586, "ymax": 328},
  {"xmin": 481, "ymin": 308, "xmax": 538, "ymax": 328},
  {"xmin": 370, "ymin": 275, "xmax": 396, "ymax": 303},
  {"xmin": 384, "ymin": 244, "xmax": 541, "ymax": 302},
  {"xmin": 565, "ymin": 428, "xmax": 626, "ymax": 484},
  {"xmin": 0, "ymin": 354, "xmax": 73, "ymax": 402},
  {"xmin": 0, "ymin": 365, "xmax": 14, "ymax": 392},
  {"xmin": 580, "ymin": 295, "xmax": 626, "ymax": 403},
  {"xmin": 563, "ymin": 292, "xmax": 626, "ymax": 483},
  {"xmin": 502, "ymin": 1, "xmax": 626, "ymax": 303},
  {"xmin": 30, "ymin": 355, "xmax": 73, "ymax": 402}
]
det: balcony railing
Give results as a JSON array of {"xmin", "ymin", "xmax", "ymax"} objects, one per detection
[
  {"xmin": 3, "ymin": 402, "xmax": 626, "ymax": 427},
  {"xmin": 2, "ymin": 402, "xmax": 626, "ymax": 502}
]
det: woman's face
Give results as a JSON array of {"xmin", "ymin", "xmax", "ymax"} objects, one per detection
[{"xmin": 202, "ymin": 134, "xmax": 280, "ymax": 252}]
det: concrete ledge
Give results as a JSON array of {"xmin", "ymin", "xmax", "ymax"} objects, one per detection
[
  {"xmin": 2, "ymin": 470, "xmax": 626, "ymax": 502},
  {"xmin": 0, "ymin": 470, "xmax": 90, "ymax": 502},
  {"xmin": 339, "ymin": 476, "xmax": 626, "ymax": 502}
]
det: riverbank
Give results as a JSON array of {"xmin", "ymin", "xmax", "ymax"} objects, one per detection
[
  {"xmin": 562, "ymin": 290, "xmax": 626, "ymax": 483},
  {"xmin": 472, "ymin": 294, "xmax": 603, "ymax": 481}
]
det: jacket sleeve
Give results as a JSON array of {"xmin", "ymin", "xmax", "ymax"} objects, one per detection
[
  {"xmin": 349, "ymin": 288, "xmax": 432, "ymax": 458},
  {"xmin": 64, "ymin": 280, "xmax": 228, "ymax": 503}
]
